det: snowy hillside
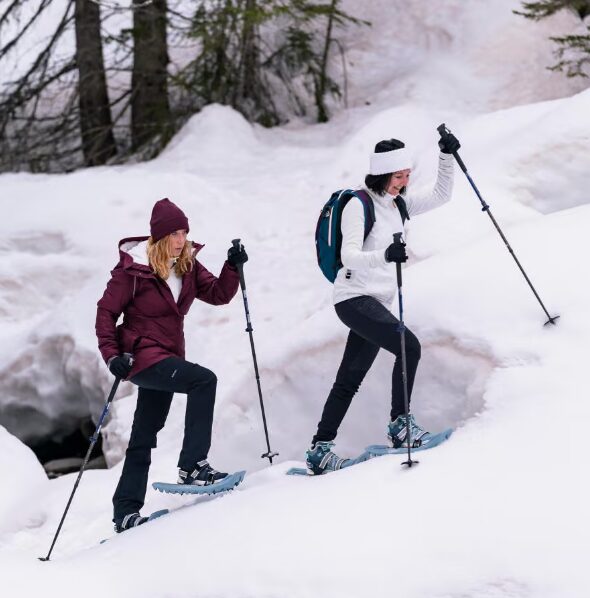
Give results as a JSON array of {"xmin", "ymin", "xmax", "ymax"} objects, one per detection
[{"xmin": 1, "ymin": 1, "xmax": 589, "ymax": 597}]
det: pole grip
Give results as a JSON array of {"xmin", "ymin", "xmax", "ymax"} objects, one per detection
[
  {"xmin": 436, "ymin": 122, "xmax": 450, "ymax": 137},
  {"xmin": 437, "ymin": 122, "xmax": 468, "ymax": 173},
  {"xmin": 231, "ymin": 238, "xmax": 246, "ymax": 289}
]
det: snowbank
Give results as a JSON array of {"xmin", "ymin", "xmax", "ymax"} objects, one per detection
[
  {"xmin": 0, "ymin": 1, "xmax": 588, "ymax": 597},
  {"xmin": 0, "ymin": 426, "xmax": 48, "ymax": 534}
]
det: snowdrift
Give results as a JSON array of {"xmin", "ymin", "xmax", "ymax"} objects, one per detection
[{"xmin": 0, "ymin": 1, "xmax": 588, "ymax": 597}]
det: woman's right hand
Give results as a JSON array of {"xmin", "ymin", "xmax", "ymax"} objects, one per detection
[
  {"xmin": 384, "ymin": 241, "xmax": 408, "ymax": 264},
  {"xmin": 227, "ymin": 241, "xmax": 248, "ymax": 266},
  {"xmin": 108, "ymin": 355, "xmax": 133, "ymax": 379}
]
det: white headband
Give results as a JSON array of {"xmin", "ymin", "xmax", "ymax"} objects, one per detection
[{"xmin": 369, "ymin": 148, "xmax": 412, "ymax": 175}]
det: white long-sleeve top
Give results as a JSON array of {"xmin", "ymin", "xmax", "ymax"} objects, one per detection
[
  {"xmin": 128, "ymin": 240, "xmax": 183, "ymax": 302},
  {"xmin": 333, "ymin": 152, "xmax": 454, "ymax": 307}
]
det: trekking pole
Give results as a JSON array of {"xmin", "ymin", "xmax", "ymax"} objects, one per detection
[
  {"xmin": 39, "ymin": 353, "xmax": 133, "ymax": 562},
  {"xmin": 232, "ymin": 239, "xmax": 278, "ymax": 465},
  {"xmin": 393, "ymin": 233, "xmax": 418, "ymax": 468},
  {"xmin": 437, "ymin": 123, "xmax": 559, "ymax": 327}
]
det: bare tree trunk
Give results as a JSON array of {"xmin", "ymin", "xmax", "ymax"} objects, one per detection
[
  {"xmin": 236, "ymin": 0, "xmax": 258, "ymax": 102},
  {"xmin": 131, "ymin": 0, "xmax": 170, "ymax": 150},
  {"xmin": 316, "ymin": 0, "xmax": 338, "ymax": 123},
  {"xmin": 74, "ymin": 0, "xmax": 117, "ymax": 166}
]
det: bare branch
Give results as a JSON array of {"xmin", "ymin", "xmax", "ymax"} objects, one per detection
[{"xmin": 0, "ymin": 0, "xmax": 53, "ymax": 60}]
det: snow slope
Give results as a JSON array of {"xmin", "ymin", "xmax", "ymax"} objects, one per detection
[{"xmin": 0, "ymin": 1, "xmax": 589, "ymax": 597}]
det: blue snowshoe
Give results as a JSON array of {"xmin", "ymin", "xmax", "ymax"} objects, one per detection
[
  {"xmin": 286, "ymin": 441, "xmax": 367, "ymax": 476},
  {"xmin": 153, "ymin": 466, "xmax": 246, "ymax": 496},
  {"xmin": 366, "ymin": 427, "xmax": 453, "ymax": 457},
  {"xmin": 286, "ymin": 441, "xmax": 375, "ymax": 476}
]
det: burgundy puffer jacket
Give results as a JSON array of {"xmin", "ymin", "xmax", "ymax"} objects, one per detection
[{"xmin": 96, "ymin": 236, "xmax": 240, "ymax": 379}]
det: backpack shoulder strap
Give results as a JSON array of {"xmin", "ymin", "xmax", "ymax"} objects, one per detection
[{"xmin": 349, "ymin": 189, "xmax": 376, "ymax": 240}]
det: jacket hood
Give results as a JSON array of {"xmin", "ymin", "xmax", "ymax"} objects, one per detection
[{"xmin": 116, "ymin": 236, "xmax": 204, "ymax": 277}]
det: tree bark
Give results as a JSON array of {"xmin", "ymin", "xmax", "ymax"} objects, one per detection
[
  {"xmin": 74, "ymin": 0, "xmax": 117, "ymax": 166},
  {"xmin": 316, "ymin": 0, "xmax": 338, "ymax": 123},
  {"xmin": 236, "ymin": 0, "xmax": 258, "ymax": 102},
  {"xmin": 131, "ymin": 0, "xmax": 170, "ymax": 150}
]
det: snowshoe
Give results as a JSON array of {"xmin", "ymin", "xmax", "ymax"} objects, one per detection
[
  {"xmin": 153, "ymin": 470, "xmax": 246, "ymax": 495},
  {"xmin": 367, "ymin": 428, "xmax": 453, "ymax": 456}
]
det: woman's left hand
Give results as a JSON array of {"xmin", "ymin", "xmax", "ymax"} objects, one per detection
[
  {"xmin": 439, "ymin": 132, "xmax": 461, "ymax": 154},
  {"xmin": 227, "ymin": 242, "xmax": 248, "ymax": 266}
]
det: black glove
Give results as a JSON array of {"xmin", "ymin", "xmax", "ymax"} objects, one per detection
[
  {"xmin": 438, "ymin": 132, "xmax": 461, "ymax": 154},
  {"xmin": 384, "ymin": 240, "xmax": 408, "ymax": 263},
  {"xmin": 108, "ymin": 355, "xmax": 133, "ymax": 379},
  {"xmin": 227, "ymin": 242, "xmax": 248, "ymax": 267}
]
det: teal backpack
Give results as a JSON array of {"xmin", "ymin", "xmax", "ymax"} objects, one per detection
[{"xmin": 315, "ymin": 189, "xmax": 375, "ymax": 283}]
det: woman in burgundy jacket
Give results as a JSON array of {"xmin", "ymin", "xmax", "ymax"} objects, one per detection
[{"xmin": 96, "ymin": 198, "xmax": 246, "ymax": 533}]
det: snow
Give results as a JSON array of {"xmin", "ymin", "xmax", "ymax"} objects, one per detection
[
  {"xmin": 0, "ymin": 426, "xmax": 48, "ymax": 535},
  {"xmin": 0, "ymin": 1, "xmax": 589, "ymax": 597}
]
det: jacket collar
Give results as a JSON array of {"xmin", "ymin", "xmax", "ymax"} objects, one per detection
[
  {"xmin": 117, "ymin": 236, "xmax": 204, "ymax": 278},
  {"xmin": 363, "ymin": 186, "xmax": 408, "ymax": 219}
]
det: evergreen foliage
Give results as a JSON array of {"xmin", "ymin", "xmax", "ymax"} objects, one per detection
[
  {"xmin": 0, "ymin": 0, "xmax": 367, "ymax": 172},
  {"xmin": 515, "ymin": 1, "xmax": 590, "ymax": 77},
  {"xmin": 175, "ymin": 0, "xmax": 367, "ymax": 126}
]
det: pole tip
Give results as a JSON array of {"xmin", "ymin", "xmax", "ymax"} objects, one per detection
[
  {"xmin": 261, "ymin": 451, "xmax": 279, "ymax": 463},
  {"xmin": 401, "ymin": 459, "xmax": 419, "ymax": 468},
  {"xmin": 544, "ymin": 315, "xmax": 560, "ymax": 326}
]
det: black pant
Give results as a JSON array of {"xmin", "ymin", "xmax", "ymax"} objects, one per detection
[
  {"xmin": 312, "ymin": 295, "xmax": 421, "ymax": 445},
  {"xmin": 112, "ymin": 356, "xmax": 217, "ymax": 520}
]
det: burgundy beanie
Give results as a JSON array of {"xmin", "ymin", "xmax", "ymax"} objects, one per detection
[{"xmin": 150, "ymin": 198, "xmax": 190, "ymax": 242}]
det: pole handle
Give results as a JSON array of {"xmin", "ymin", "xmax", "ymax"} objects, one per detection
[
  {"xmin": 437, "ymin": 122, "xmax": 467, "ymax": 173},
  {"xmin": 436, "ymin": 122, "xmax": 451, "ymax": 137},
  {"xmin": 231, "ymin": 238, "xmax": 246, "ymax": 289}
]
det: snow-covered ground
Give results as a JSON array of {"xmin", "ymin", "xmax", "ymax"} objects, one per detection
[{"xmin": 0, "ymin": 1, "xmax": 589, "ymax": 597}]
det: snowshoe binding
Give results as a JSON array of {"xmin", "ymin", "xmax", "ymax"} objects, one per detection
[
  {"xmin": 305, "ymin": 441, "xmax": 351, "ymax": 475},
  {"xmin": 114, "ymin": 512, "xmax": 149, "ymax": 534},
  {"xmin": 177, "ymin": 460, "xmax": 228, "ymax": 486},
  {"xmin": 387, "ymin": 414, "xmax": 431, "ymax": 448}
]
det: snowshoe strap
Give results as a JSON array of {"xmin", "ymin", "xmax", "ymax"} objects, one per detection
[
  {"xmin": 319, "ymin": 450, "xmax": 346, "ymax": 471},
  {"xmin": 394, "ymin": 416, "xmax": 428, "ymax": 448},
  {"xmin": 121, "ymin": 513, "xmax": 146, "ymax": 529},
  {"xmin": 192, "ymin": 460, "xmax": 220, "ymax": 485}
]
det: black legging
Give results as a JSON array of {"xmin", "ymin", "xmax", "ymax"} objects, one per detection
[
  {"xmin": 113, "ymin": 356, "xmax": 217, "ymax": 520},
  {"xmin": 312, "ymin": 295, "xmax": 421, "ymax": 445}
]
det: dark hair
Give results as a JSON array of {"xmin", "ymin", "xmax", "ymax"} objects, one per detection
[{"xmin": 365, "ymin": 138, "xmax": 406, "ymax": 196}]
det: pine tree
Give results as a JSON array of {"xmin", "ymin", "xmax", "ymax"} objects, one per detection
[
  {"xmin": 175, "ymin": 0, "xmax": 367, "ymax": 126},
  {"xmin": 515, "ymin": 1, "xmax": 590, "ymax": 77},
  {"xmin": 267, "ymin": 0, "xmax": 368, "ymax": 123}
]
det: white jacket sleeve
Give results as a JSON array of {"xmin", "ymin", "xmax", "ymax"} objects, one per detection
[
  {"xmin": 405, "ymin": 153, "xmax": 454, "ymax": 217},
  {"xmin": 340, "ymin": 198, "xmax": 387, "ymax": 270}
]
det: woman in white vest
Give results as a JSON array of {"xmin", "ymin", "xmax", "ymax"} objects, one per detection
[{"xmin": 306, "ymin": 133, "xmax": 460, "ymax": 475}]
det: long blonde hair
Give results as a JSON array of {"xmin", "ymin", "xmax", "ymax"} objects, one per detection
[{"xmin": 147, "ymin": 235, "xmax": 193, "ymax": 280}]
